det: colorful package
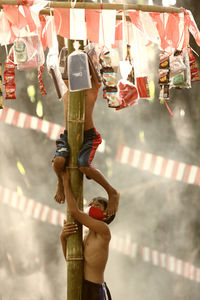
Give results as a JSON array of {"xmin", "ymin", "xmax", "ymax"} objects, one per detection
[
  {"xmin": 4, "ymin": 61, "xmax": 16, "ymax": 100},
  {"xmin": 116, "ymin": 79, "xmax": 138, "ymax": 110},
  {"xmin": 188, "ymin": 47, "xmax": 200, "ymax": 82},
  {"xmin": 159, "ymin": 53, "xmax": 170, "ymax": 69},
  {"xmin": 16, "ymin": 35, "xmax": 45, "ymax": 70},
  {"xmin": 136, "ymin": 76, "xmax": 150, "ymax": 99},
  {"xmin": 5, "ymin": 85, "xmax": 16, "ymax": 100},
  {"xmin": 85, "ymin": 44, "xmax": 102, "ymax": 85},
  {"xmin": 105, "ymin": 91, "xmax": 120, "ymax": 108},
  {"xmin": 99, "ymin": 51, "xmax": 112, "ymax": 68},
  {"xmin": 101, "ymin": 68, "xmax": 117, "ymax": 87},
  {"xmin": 159, "ymin": 69, "xmax": 170, "ymax": 84},
  {"xmin": 14, "ymin": 38, "xmax": 28, "ymax": 64},
  {"xmin": 38, "ymin": 65, "xmax": 47, "ymax": 96},
  {"xmin": 159, "ymin": 84, "xmax": 169, "ymax": 100},
  {"xmin": 0, "ymin": 63, "xmax": 2, "ymax": 109},
  {"xmin": 169, "ymin": 48, "xmax": 191, "ymax": 89}
]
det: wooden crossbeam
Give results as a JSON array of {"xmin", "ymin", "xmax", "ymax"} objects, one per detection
[{"xmin": 0, "ymin": 1, "xmax": 183, "ymax": 13}]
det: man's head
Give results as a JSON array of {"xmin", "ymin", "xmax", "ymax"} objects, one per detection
[{"xmin": 88, "ymin": 196, "xmax": 115, "ymax": 224}]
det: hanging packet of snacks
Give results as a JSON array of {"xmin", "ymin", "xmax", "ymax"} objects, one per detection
[
  {"xmin": 136, "ymin": 77, "xmax": 150, "ymax": 99},
  {"xmin": 14, "ymin": 35, "xmax": 45, "ymax": 70},
  {"xmin": 13, "ymin": 38, "xmax": 28, "ymax": 64},
  {"xmin": 48, "ymin": 53, "xmax": 67, "ymax": 99},
  {"xmin": 130, "ymin": 26, "xmax": 151, "ymax": 99},
  {"xmin": 99, "ymin": 48, "xmax": 120, "ymax": 108},
  {"xmin": 127, "ymin": 42, "xmax": 150, "ymax": 99},
  {"xmin": 59, "ymin": 47, "xmax": 68, "ymax": 80},
  {"xmin": 4, "ymin": 59, "xmax": 16, "ymax": 100},
  {"xmin": 188, "ymin": 47, "xmax": 200, "ymax": 82},
  {"xmin": 84, "ymin": 43, "xmax": 102, "ymax": 86},
  {"xmin": 159, "ymin": 52, "xmax": 170, "ymax": 101},
  {"xmin": 125, "ymin": 45, "xmax": 135, "ymax": 84},
  {"xmin": 0, "ymin": 63, "xmax": 3, "ymax": 109},
  {"xmin": 68, "ymin": 41, "xmax": 91, "ymax": 92},
  {"xmin": 38, "ymin": 65, "xmax": 47, "ymax": 96},
  {"xmin": 169, "ymin": 49, "xmax": 191, "ymax": 89},
  {"xmin": 47, "ymin": 21, "xmax": 68, "ymax": 99},
  {"xmin": 116, "ymin": 60, "xmax": 138, "ymax": 110}
]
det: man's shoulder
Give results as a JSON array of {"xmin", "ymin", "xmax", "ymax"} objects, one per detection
[{"xmin": 95, "ymin": 224, "xmax": 111, "ymax": 242}]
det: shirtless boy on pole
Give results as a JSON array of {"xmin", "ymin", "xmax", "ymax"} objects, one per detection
[
  {"xmin": 52, "ymin": 77, "xmax": 119, "ymax": 216},
  {"xmin": 60, "ymin": 170, "xmax": 114, "ymax": 299}
]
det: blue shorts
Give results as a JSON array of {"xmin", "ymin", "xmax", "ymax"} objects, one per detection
[
  {"xmin": 54, "ymin": 128, "xmax": 101, "ymax": 168},
  {"xmin": 78, "ymin": 128, "xmax": 102, "ymax": 168},
  {"xmin": 54, "ymin": 130, "xmax": 69, "ymax": 159},
  {"xmin": 82, "ymin": 279, "xmax": 112, "ymax": 300}
]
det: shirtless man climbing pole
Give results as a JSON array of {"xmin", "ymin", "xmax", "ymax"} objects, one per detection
[
  {"xmin": 52, "ymin": 42, "xmax": 119, "ymax": 216},
  {"xmin": 60, "ymin": 170, "xmax": 114, "ymax": 299}
]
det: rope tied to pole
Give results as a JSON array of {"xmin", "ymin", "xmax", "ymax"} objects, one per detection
[
  {"xmin": 67, "ymin": 257, "xmax": 84, "ymax": 261},
  {"xmin": 68, "ymin": 119, "xmax": 85, "ymax": 123}
]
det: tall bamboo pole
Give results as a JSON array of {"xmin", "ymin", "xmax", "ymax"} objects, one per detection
[{"xmin": 66, "ymin": 40, "xmax": 85, "ymax": 300}]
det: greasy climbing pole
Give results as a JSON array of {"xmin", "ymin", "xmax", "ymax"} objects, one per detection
[{"xmin": 66, "ymin": 39, "xmax": 85, "ymax": 300}]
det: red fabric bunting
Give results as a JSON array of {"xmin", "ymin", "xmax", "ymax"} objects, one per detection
[
  {"xmin": 3, "ymin": 5, "xmax": 36, "ymax": 32},
  {"xmin": 184, "ymin": 8, "xmax": 200, "ymax": 47},
  {"xmin": 149, "ymin": 13, "xmax": 169, "ymax": 51},
  {"xmin": 85, "ymin": 9, "xmax": 100, "ymax": 43},
  {"xmin": 3, "ymin": 5, "xmax": 27, "ymax": 29},
  {"xmin": 165, "ymin": 13, "xmax": 180, "ymax": 50},
  {"xmin": 54, "ymin": 8, "xmax": 70, "ymax": 39},
  {"xmin": 128, "ymin": 10, "xmax": 144, "ymax": 33}
]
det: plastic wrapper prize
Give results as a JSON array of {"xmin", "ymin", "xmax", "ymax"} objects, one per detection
[
  {"xmin": 106, "ymin": 91, "xmax": 120, "ymax": 108},
  {"xmin": 14, "ymin": 38, "xmax": 28, "ymax": 64},
  {"xmin": 68, "ymin": 50, "xmax": 92, "ymax": 92},
  {"xmin": 59, "ymin": 47, "xmax": 68, "ymax": 80},
  {"xmin": 4, "ymin": 73, "xmax": 15, "ymax": 86},
  {"xmin": 136, "ymin": 76, "xmax": 150, "ymax": 99},
  {"xmin": 13, "ymin": 35, "xmax": 45, "ymax": 70},
  {"xmin": 169, "ymin": 52, "xmax": 186, "ymax": 77},
  {"xmin": 170, "ymin": 49, "xmax": 191, "ymax": 89},
  {"xmin": 159, "ymin": 69, "xmax": 169, "ymax": 85},
  {"xmin": 116, "ymin": 80, "xmax": 138, "ymax": 110},
  {"xmin": 84, "ymin": 44, "xmax": 102, "ymax": 85},
  {"xmin": 188, "ymin": 47, "xmax": 200, "ymax": 82},
  {"xmin": 0, "ymin": 63, "xmax": 2, "ymax": 109},
  {"xmin": 5, "ymin": 85, "xmax": 16, "ymax": 100},
  {"xmin": 101, "ymin": 68, "xmax": 117, "ymax": 87},
  {"xmin": 159, "ymin": 53, "xmax": 169, "ymax": 69},
  {"xmin": 99, "ymin": 51, "xmax": 112, "ymax": 68},
  {"xmin": 0, "ymin": 63, "xmax": 2, "ymax": 93},
  {"xmin": 159, "ymin": 85, "xmax": 169, "ymax": 100},
  {"xmin": 0, "ymin": 95, "xmax": 3, "ymax": 109},
  {"xmin": 4, "ymin": 61, "xmax": 16, "ymax": 100}
]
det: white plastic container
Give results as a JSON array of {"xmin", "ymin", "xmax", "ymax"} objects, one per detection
[{"xmin": 68, "ymin": 49, "xmax": 92, "ymax": 92}]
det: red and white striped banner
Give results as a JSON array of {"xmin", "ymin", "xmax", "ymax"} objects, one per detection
[
  {"xmin": 141, "ymin": 246, "xmax": 200, "ymax": 282},
  {"xmin": 0, "ymin": 106, "xmax": 64, "ymax": 141},
  {"xmin": 1, "ymin": 185, "xmax": 200, "ymax": 283},
  {"xmin": 0, "ymin": 185, "xmax": 65, "ymax": 227},
  {"xmin": 116, "ymin": 145, "xmax": 200, "ymax": 186},
  {"xmin": 0, "ymin": 106, "xmax": 105, "ymax": 152}
]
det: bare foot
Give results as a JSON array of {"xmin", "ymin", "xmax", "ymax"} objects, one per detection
[
  {"xmin": 54, "ymin": 178, "xmax": 65, "ymax": 204},
  {"xmin": 106, "ymin": 190, "xmax": 120, "ymax": 216}
]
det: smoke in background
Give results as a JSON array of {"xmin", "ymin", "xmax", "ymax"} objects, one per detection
[{"xmin": 1, "ymin": 1, "xmax": 200, "ymax": 299}]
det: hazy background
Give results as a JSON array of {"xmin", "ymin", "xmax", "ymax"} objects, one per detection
[{"xmin": 1, "ymin": 0, "xmax": 200, "ymax": 299}]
